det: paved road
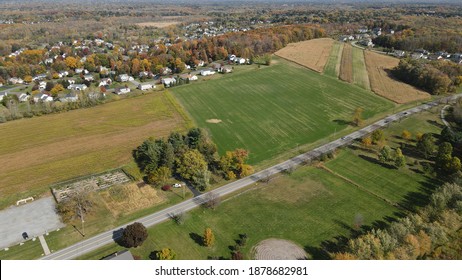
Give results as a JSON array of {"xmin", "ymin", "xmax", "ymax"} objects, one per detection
[{"xmin": 41, "ymin": 93, "xmax": 462, "ymax": 260}]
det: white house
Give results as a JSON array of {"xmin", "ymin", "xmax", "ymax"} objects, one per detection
[
  {"xmin": 0, "ymin": 92, "xmax": 7, "ymax": 101},
  {"xmin": 33, "ymin": 74, "xmax": 47, "ymax": 81},
  {"xmin": 83, "ymin": 74, "xmax": 94, "ymax": 81},
  {"xmin": 99, "ymin": 78, "xmax": 112, "ymax": 87},
  {"xmin": 39, "ymin": 81, "xmax": 47, "ymax": 90},
  {"xmin": 33, "ymin": 93, "xmax": 53, "ymax": 103},
  {"xmin": 44, "ymin": 58, "xmax": 54, "ymax": 64},
  {"xmin": 220, "ymin": 66, "xmax": 233, "ymax": 73},
  {"xmin": 60, "ymin": 92, "xmax": 79, "ymax": 102},
  {"xmin": 9, "ymin": 77, "xmax": 24, "ymax": 84},
  {"xmin": 137, "ymin": 83, "xmax": 155, "ymax": 90},
  {"xmin": 200, "ymin": 69, "xmax": 215, "ymax": 76},
  {"xmin": 234, "ymin": 57, "xmax": 246, "ymax": 64},
  {"xmin": 68, "ymin": 79, "xmax": 75, "ymax": 85},
  {"xmin": 58, "ymin": 71, "xmax": 69, "ymax": 78},
  {"xmin": 118, "ymin": 74, "xmax": 130, "ymax": 82},
  {"xmin": 68, "ymin": 84, "xmax": 87, "ymax": 91},
  {"xmin": 115, "ymin": 87, "xmax": 131, "ymax": 95},
  {"xmin": 196, "ymin": 60, "xmax": 205, "ymax": 67},
  {"xmin": 162, "ymin": 77, "xmax": 176, "ymax": 87},
  {"xmin": 180, "ymin": 74, "xmax": 198, "ymax": 81},
  {"xmin": 13, "ymin": 92, "xmax": 30, "ymax": 102},
  {"xmin": 139, "ymin": 71, "xmax": 150, "ymax": 78},
  {"xmin": 75, "ymin": 68, "xmax": 84, "ymax": 74}
]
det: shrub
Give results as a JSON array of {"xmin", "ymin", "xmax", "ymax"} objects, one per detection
[{"xmin": 161, "ymin": 185, "xmax": 172, "ymax": 191}]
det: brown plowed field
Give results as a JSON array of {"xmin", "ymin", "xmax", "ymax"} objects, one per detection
[
  {"xmin": 364, "ymin": 51, "xmax": 431, "ymax": 103},
  {"xmin": 275, "ymin": 38, "xmax": 335, "ymax": 72},
  {"xmin": 339, "ymin": 43, "xmax": 353, "ymax": 83}
]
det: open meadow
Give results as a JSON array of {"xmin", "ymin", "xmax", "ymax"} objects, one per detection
[
  {"xmin": 364, "ymin": 51, "xmax": 431, "ymax": 103},
  {"xmin": 172, "ymin": 56, "xmax": 393, "ymax": 165},
  {"xmin": 339, "ymin": 43, "xmax": 354, "ymax": 83},
  {"xmin": 351, "ymin": 47, "xmax": 370, "ymax": 90},
  {"xmin": 0, "ymin": 92, "xmax": 189, "ymax": 209},
  {"xmin": 323, "ymin": 41, "xmax": 344, "ymax": 78},
  {"xmin": 274, "ymin": 38, "xmax": 335, "ymax": 72}
]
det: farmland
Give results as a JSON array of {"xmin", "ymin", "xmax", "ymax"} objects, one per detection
[
  {"xmin": 339, "ymin": 43, "xmax": 353, "ymax": 83},
  {"xmin": 323, "ymin": 41, "xmax": 344, "ymax": 78},
  {"xmin": 0, "ymin": 92, "xmax": 189, "ymax": 209},
  {"xmin": 274, "ymin": 38, "xmax": 334, "ymax": 72},
  {"xmin": 171, "ymin": 57, "xmax": 393, "ymax": 165},
  {"xmin": 364, "ymin": 51, "xmax": 431, "ymax": 103},
  {"xmin": 351, "ymin": 47, "xmax": 371, "ymax": 90}
]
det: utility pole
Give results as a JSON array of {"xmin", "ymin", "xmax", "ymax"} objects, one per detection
[{"xmin": 77, "ymin": 196, "xmax": 85, "ymax": 237}]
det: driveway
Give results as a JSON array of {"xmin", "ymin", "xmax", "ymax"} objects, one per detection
[{"xmin": 0, "ymin": 197, "xmax": 64, "ymax": 249}]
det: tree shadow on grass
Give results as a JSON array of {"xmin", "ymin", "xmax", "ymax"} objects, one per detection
[
  {"xmin": 189, "ymin": 232, "xmax": 203, "ymax": 246},
  {"xmin": 358, "ymin": 154, "xmax": 395, "ymax": 170},
  {"xmin": 427, "ymin": 120, "xmax": 445, "ymax": 130},
  {"xmin": 333, "ymin": 119, "xmax": 351, "ymax": 126}
]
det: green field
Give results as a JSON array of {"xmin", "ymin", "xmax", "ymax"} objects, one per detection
[
  {"xmin": 172, "ymin": 57, "xmax": 393, "ymax": 164},
  {"xmin": 324, "ymin": 41, "xmax": 344, "ymax": 78},
  {"xmin": 351, "ymin": 47, "xmax": 371, "ymax": 90},
  {"xmin": 80, "ymin": 164, "xmax": 400, "ymax": 260}
]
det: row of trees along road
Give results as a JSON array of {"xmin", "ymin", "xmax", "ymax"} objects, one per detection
[{"xmin": 133, "ymin": 128, "xmax": 253, "ymax": 191}]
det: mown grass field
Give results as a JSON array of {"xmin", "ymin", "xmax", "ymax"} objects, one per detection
[
  {"xmin": 351, "ymin": 47, "xmax": 371, "ymax": 90},
  {"xmin": 60, "ymin": 109, "xmax": 444, "ymax": 261},
  {"xmin": 80, "ymin": 164, "xmax": 400, "ymax": 260},
  {"xmin": 0, "ymin": 92, "xmax": 190, "ymax": 209},
  {"xmin": 172, "ymin": 56, "xmax": 393, "ymax": 164},
  {"xmin": 323, "ymin": 41, "xmax": 344, "ymax": 78}
]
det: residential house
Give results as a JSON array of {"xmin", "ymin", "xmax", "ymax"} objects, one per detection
[
  {"xmin": 39, "ymin": 81, "xmax": 47, "ymax": 90},
  {"xmin": 137, "ymin": 83, "xmax": 155, "ymax": 90},
  {"xmin": 68, "ymin": 84, "xmax": 88, "ymax": 91},
  {"xmin": 358, "ymin": 39, "xmax": 374, "ymax": 47},
  {"xmin": 139, "ymin": 71, "xmax": 150, "ymax": 78},
  {"xmin": 0, "ymin": 92, "xmax": 7, "ymax": 101},
  {"xmin": 9, "ymin": 77, "xmax": 24, "ymax": 84},
  {"xmin": 33, "ymin": 74, "xmax": 47, "ymax": 81},
  {"xmin": 200, "ymin": 69, "xmax": 215, "ymax": 76},
  {"xmin": 161, "ymin": 77, "xmax": 176, "ymax": 87},
  {"xmin": 393, "ymin": 50, "xmax": 406, "ymax": 57},
  {"xmin": 160, "ymin": 67, "xmax": 172, "ymax": 76},
  {"xmin": 179, "ymin": 74, "xmax": 198, "ymax": 81},
  {"xmin": 372, "ymin": 27, "xmax": 382, "ymax": 36},
  {"xmin": 68, "ymin": 79, "xmax": 75, "ymax": 85},
  {"xmin": 88, "ymin": 92, "xmax": 106, "ymax": 100},
  {"xmin": 411, "ymin": 53, "xmax": 424, "ymax": 60},
  {"xmin": 220, "ymin": 66, "xmax": 233, "ymax": 73},
  {"xmin": 33, "ymin": 93, "xmax": 53, "ymax": 103},
  {"xmin": 75, "ymin": 68, "xmax": 84, "ymax": 74},
  {"xmin": 99, "ymin": 78, "xmax": 112, "ymax": 87},
  {"xmin": 117, "ymin": 74, "xmax": 130, "ymax": 82},
  {"xmin": 115, "ymin": 87, "xmax": 131, "ymax": 95},
  {"xmin": 358, "ymin": 27, "xmax": 369, "ymax": 33},
  {"xmin": 58, "ymin": 71, "xmax": 69, "ymax": 78},
  {"xmin": 44, "ymin": 58, "xmax": 53, "ymax": 65},
  {"xmin": 195, "ymin": 60, "xmax": 205, "ymax": 67},
  {"xmin": 12, "ymin": 92, "xmax": 30, "ymax": 102},
  {"xmin": 83, "ymin": 74, "xmax": 94, "ymax": 82},
  {"xmin": 60, "ymin": 92, "xmax": 79, "ymax": 102}
]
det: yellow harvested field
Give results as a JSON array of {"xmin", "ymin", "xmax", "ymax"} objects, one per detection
[
  {"xmin": 339, "ymin": 43, "xmax": 353, "ymax": 83},
  {"xmin": 0, "ymin": 92, "xmax": 188, "ymax": 209},
  {"xmin": 364, "ymin": 51, "xmax": 431, "ymax": 104},
  {"xmin": 100, "ymin": 183, "xmax": 166, "ymax": 217},
  {"xmin": 136, "ymin": 21, "xmax": 180, "ymax": 28},
  {"xmin": 275, "ymin": 38, "xmax": 335, "ymax": 72}
]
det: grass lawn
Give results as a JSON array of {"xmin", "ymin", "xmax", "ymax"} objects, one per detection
[
  {"xmin": 0, "ymin": 238, "xmax": 44, "ymax": 260},
  {"xmin": 352, "ymin": 47, "xmax": 370, "ymax": 90},
  {"xmin": 0, "ymin": 91, "xmax": 190, "ymax": 209},
  {"xmin": 172, "ymin": 56, "xmax": 393, "ymax": 165},
  {"xmin": 81, "ymin": 165, "xmax": 400, "ymax": 260},
  {"xmin": 323, "ymin": 41, "xmax": 343, "ymax": 78}
]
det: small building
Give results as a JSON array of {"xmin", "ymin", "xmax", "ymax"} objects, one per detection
[
  {"xmin": 117, "ymin": 74, "xmax": 130, "ymax": 82},
  {"xmin": 99, "ymin": 78, "xmax": 112, "ymax": 87},
  {"xmin": 60, "ymin": 92, "xmax": 79, "ymax": 102},
  {"xmin": 39, "ymin": 81, "xmax": 47, "ymax": 90},
  {"xmin": 33, "ymin": 93, "xmax": 53, "ymax": 103},
  {"xmin": 393, "ymin": 50, "xmax": 406, "ymax": 57},
  {"xmin": 137, "ymin": 83, "xmax": 155, "ymax": 90},
  {"xmin": 9, "ymin": 77, "xmax": 24, "ymax": 84},
  {"xmin": 160, "ymin": 67, "xmax": 172, "ymax": 76},
  {"xmin": 75, "ymin": 68, "xmax": 84, "ymax": 74},
  {"xmin": 179, "ymin": 74, "xmax": 198, "ymax": 81},
  {"xmin": 59, "ymin": 71, "xmax": 69, "ymax": 78},
  {"xmin": 162, "ymin": 77, "xmax": 176, "ymax": 87},
  {"xmin": 220, "ymin": 66, "xmax": 233, "ymax": 73},
  {"xmin": 139, "ymin": 71, "xmax": 150, "ymax": 78},
  {"xmin": 0, "ymin": 92, "xmax": 8, "ymax": 101},
  {"xmin": 83, "ymin": 74, "xmax": 94, "ymax": 82},
  {"xmin": 68, "ymin": 84, "xmax": 88, "ymax": 91},
  {"xmin": 13, "ymin": 92, "xmax": 30, "ymax": 102},
  {"xmin": 200, "ymin": 69, "xmax": 215, "ymax": 76},
  {"xmin": 115, "ymin": 87, "xmax": 131, "ymax": 95}
]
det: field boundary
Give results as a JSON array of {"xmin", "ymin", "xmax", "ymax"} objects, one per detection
[
  {"xmin": 163, "ymin": 90, "xmax": 195, "ymax": 129},
  {"xmin": 317, "ymin": 163, "xmax": 405, "ymax": 210}
]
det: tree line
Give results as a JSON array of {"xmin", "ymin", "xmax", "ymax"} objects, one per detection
[
  {"xmin": 133, "ymin": 128, "xmax": 253, "ymax": 191},
  {"xmin": 391, "ymin": 58, "xmax": 462, "ymax": 95}
]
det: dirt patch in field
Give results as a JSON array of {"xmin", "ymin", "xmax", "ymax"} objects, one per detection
[
  {"xmin": 136, "ymin": 21, "xmax": 180, "ymax": 28},
  {"xmin": 252, "ymin": 238, "xmax": 308, "ymax": 260},
  {"xmin": 364, "ymin": 51, "xmax": 431, "ymax": 104},
  {"xmin": 100, "ymin": 182, "xmax": 166, "ymax": 217},
  {"xmin": 275, "ymin": 38, "xmax": 335, "ymax": 72},
  {"xmin": 339, "ymin": 44, "xmax": 353, "ymax": 83},
  {"xmin": 206, "ymin": 119, "xmax": 222, "ymax": 123}
]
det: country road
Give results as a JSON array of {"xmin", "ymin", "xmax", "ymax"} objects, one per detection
[{"xmin": 41, "ymin": 93, "xmax": 462, "ymax": 260}]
